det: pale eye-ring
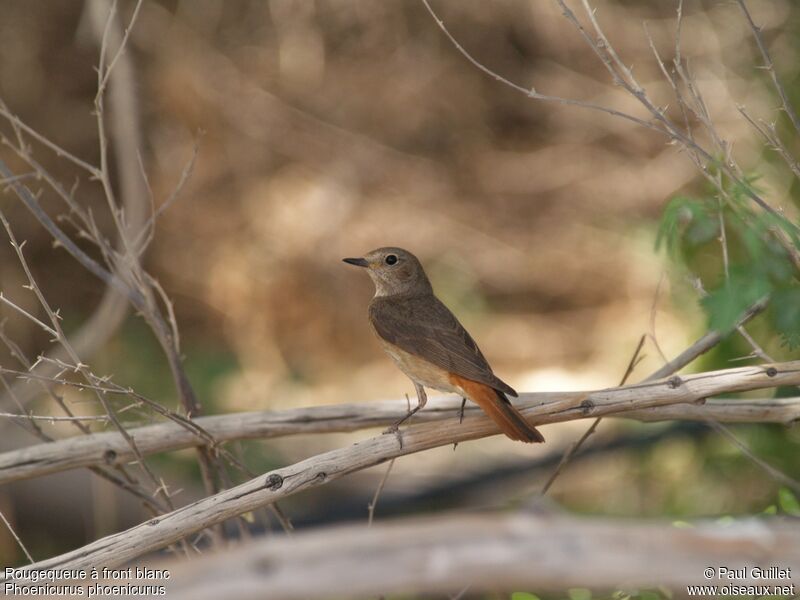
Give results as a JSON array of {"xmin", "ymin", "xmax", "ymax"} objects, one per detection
[{"xmin": 385, "ymin": 254, "xmax": 398, "ymax": 265}]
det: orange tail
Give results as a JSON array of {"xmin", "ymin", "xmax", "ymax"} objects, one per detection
[{"xmin": 450, "ymin": 374, "xmax": 544, "ymax": 443}]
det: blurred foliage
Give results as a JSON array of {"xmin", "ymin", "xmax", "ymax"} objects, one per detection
[
  {"xmin": 92, "ymin": 318, "xmax": 240, "ymax": 411},
  {"xmin": 657, "ymin": 175, "xmax": 800, "ymax": 348}
]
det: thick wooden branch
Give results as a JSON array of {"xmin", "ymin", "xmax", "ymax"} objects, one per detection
[
  {"xmin": 157, "ymin": 512, "xmax": 800, "ymax": 599},
  {"xmin": 7, "ymin": 360, "xmax": 800, "ymax": 572},
  {"xmin": 1, "ymin": 375, "xmax": 798, "ymax": 487},
  {"xmin": 625, "ymin": 397, "xmax": 799, "ymax": 422}
]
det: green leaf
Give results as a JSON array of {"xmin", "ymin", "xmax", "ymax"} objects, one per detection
[
  {"xmin": 715, "ymin": 515, "xmax": 735, "ymax": 525},
  {"xmin": 740, "ymin": 225, "xmax": 768, "ymax": 263},
  {"xmin": 656, "ymin": 197, "xmax": 714, "ymax": 257},
  {"xmin": 672, "ymin": 520, "xmax": 693, "ymax": 528},
  {"xmin": 778, "ymin": 487, "xmax": 800, "ymax": 515},
  {"xmin": 568, "ymin": 588, "xmax": 592, "ymax": 600},
  {"xmin": 511, "ymin": 593, "xmax": 541, "ymax": 600},
  {"xmin": 684, "ymin": 210, "xmax": 719, "ymax": 247},
  {"xmin": 701, "ymin": 270, "xmax": 770, "ymax": 333},
  {"xmin": 770, "ymin": 288, "xmax": 800, "ymax": 349}
]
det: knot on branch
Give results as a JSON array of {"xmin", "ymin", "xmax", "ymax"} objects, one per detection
[
  {"xmin": 265, "ymin": 473, "xmax": 284, "ymax": 491},
  {"xmin": 102, "ymin": 449, "xmax": 117, "ymax": 465},
  {"xmin": 667, "ymin": 375, "xmax": 683, "ymax": 389},
  {"xmin": 580, "ymin": 398, "xmax": 595, "ymax": 415},
  {"xmin": 766, "ymin": 367, "xmax": 778, "ymax": 377}
]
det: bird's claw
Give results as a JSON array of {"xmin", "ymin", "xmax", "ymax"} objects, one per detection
[{"xmin": 383, "ymin": 425, "xmax": 404, "ymax": 448}]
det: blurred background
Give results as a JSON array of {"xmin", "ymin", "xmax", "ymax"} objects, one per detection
[{"xmin": 0, "ymin": 0, "xmax": 799, "ymax": 571}]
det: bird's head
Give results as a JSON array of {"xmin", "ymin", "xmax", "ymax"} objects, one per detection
[{"xmin": 343, "ymin": 247, "xmax": 432, "ymax": 297}]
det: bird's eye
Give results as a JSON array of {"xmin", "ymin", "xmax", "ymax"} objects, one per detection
[{"xmin": 385, "ymin": 254, "xmax": 398, "ymax": 265}]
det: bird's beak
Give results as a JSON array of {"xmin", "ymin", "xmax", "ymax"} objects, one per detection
[{"xmin": 342, "ymin": 257, "xmax": 369, "ymax": 268}]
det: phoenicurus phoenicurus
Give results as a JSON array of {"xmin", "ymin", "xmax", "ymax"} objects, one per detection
[{"xmin": 343, "ymin": 247, "xmax": 544, "ymax": 443}]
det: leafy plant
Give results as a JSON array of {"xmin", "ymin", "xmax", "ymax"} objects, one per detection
[
  {"xmin": 778, "ymin": 487, "xmax": 800, "ymax": 516},
  {"xmin": 657, "ymin": 176, "xmax": 800, "ymax": 348}
]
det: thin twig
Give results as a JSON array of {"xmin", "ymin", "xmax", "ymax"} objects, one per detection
[
  {"xmin": 705, "ymin": 418, "xmax": 800, "ymax": 495},
  {"xmin": 734, "ymin": 0, "xmax": 800, "ymax": 136},
  {"xmin": 738, "ymin": 105, "xmax": 800, "ymax": 180},
  {"xmin": 540, "ymin": 334, "xmax": 646, "ymax": 495},
  {"xmin": 0, "ymin": 157, "xmax": 139, "ymax": 303},
  {"xmin": 87, "ymin": 0, "xmax": 225, "ymax": 514},
  {"xmin": 419, "ymin": 0, "xmax": 665, "ymax": 133},
  {"xmin": 0, "ymin": 292, "xmax": 57, "ymax": 337},
  {"xmin": 0, "ymin": 99, "xmax": 100, "ymax": 177},
  {"xmin": 0, "ymin": 322, "xmax": 168, "ymax": 516},
  {"xmin": 645, "ymin": 298, "xmax": 768, "ymax": 382},
  {"xmin": 0, "ymin": 208, "xmax": 176, "ymax": 513},
  {"xmin": 0, "ymin": 411, "xmax": 109, "ymax": 423},
  {"xmin": 0, "ymin": 507, "xmax": 34, "ymax": 564},
  {"xmin": 367, "ymin": 458, "xmax": 396, "ymax": 527},
  {"xmin": 133, "ymin": 140, "xmax": 199, "ymax": 254},
  {"xmin": 421, "ymin": 0, "xmax": 796, "ymax": 232},
  {"xmin": 719, "ymin": 197, "xmax": 730, "ymax": 280}
]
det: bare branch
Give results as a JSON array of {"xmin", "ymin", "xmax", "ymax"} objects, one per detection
[
  {"xmin": 0, "ymin": 99, "xmax": 100, "ymax": 177},
  {"xmin": 134, "ymin": 140, "xmax": 199, "ymax": 255},
  {"xmin": 2, "ymin": 391, "xmax": 798, "ymax": 488},
  {"xmin": 735, "ymin": 0, "xmax": 800, "ymax": 136},
  {"xmin": 0, "ymin": 292, "xmax": 57, "ymax": 338},
  {"xmin": 0, "ymin": 324, "xmax": 170, "ymax": 516},
  {"xmin": 85, "ymin": 0, "xmax": 224, "ymax": 505},
  {"xmin": 95, "ymin": 0, "xmax": 144, "ymax": 100},
  {"xmin": 0, "ymin": 411, "xmax": 109, "ymax": 423},
  {"xmin": 420, "ymin": 0, "xmax": 797, "ymax": 232},
  {"xmin": 540, "ymin": 334, "xmax": 646, "ymax": 495},
  {"xmin": 0, "ymin": 158, "xmax": 140, "ymax": 302},
  {"xmin": 419, "ymin": 0, "xmax": 665, "ymax": 133},
  {"xmin": 645, "ymin": 298, "xmax": 768, "ymax": 381},
  {"xmin": 0, "ymin": 207, "xmax": 176, "ymax": 512},
  {"xmin": 738, "ymin": 105, "xmax": 800, "ymax": 180},
  {"xmin": 8, "ymin": 359, "xmax": 800, "ymax": 571},
  {"xmin": 367, "ymin": 458, "xmax": 395, "ymax": 527},
  {"xmin": 705, "ymin": 417, "xmax": 800, "ymax": 493},
  {"xmin": 0, "ymin": 508, "xmax": 34, "ymax": 565},
  {"xmin": 149, "ymin": 513, "xmax": 800, "ymax": 600}
]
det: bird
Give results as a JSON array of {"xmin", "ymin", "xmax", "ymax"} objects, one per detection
[{"xmin": 343, "ymin": 247, "xmax": 544, "ymax": 443}]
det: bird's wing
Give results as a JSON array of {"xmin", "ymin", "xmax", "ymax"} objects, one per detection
[{"xmin": 369, "ymin": 295, "xmax": 517, "ymax": 397}]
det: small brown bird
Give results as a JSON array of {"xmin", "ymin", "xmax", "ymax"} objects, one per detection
[{"xmin": 343, "ymin": 247, "xmax": 544, "ymax": 443}]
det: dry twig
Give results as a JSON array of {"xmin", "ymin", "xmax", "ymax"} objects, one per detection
[
  {"xmin": 9, "ymin": 359, "xmax": 800, "ymax": 571},
  {"xmin": 2, "ymin": 393, "xmax": 798, "ymax": 487}
]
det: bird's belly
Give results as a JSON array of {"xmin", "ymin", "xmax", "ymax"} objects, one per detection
[{"xmin": 380, "ymin": 340, "xmax": 462, "ymax": 394}]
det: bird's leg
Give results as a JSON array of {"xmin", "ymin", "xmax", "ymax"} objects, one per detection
[
  {"xmin": 385, "ymin": 382, "xmax": 427, "ymax": 433},
  {"xmin": 453, "ymin": 397, "xmax": 468, "ymax": 452}
]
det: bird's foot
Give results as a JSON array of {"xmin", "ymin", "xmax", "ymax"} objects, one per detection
[
  {"xmin": 453, "ymin": 398, "xmax": 468, "ymax": 451},
  {"xmin": 382, "ymin": 424, "xmax": 404, "ymax": 449}
]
